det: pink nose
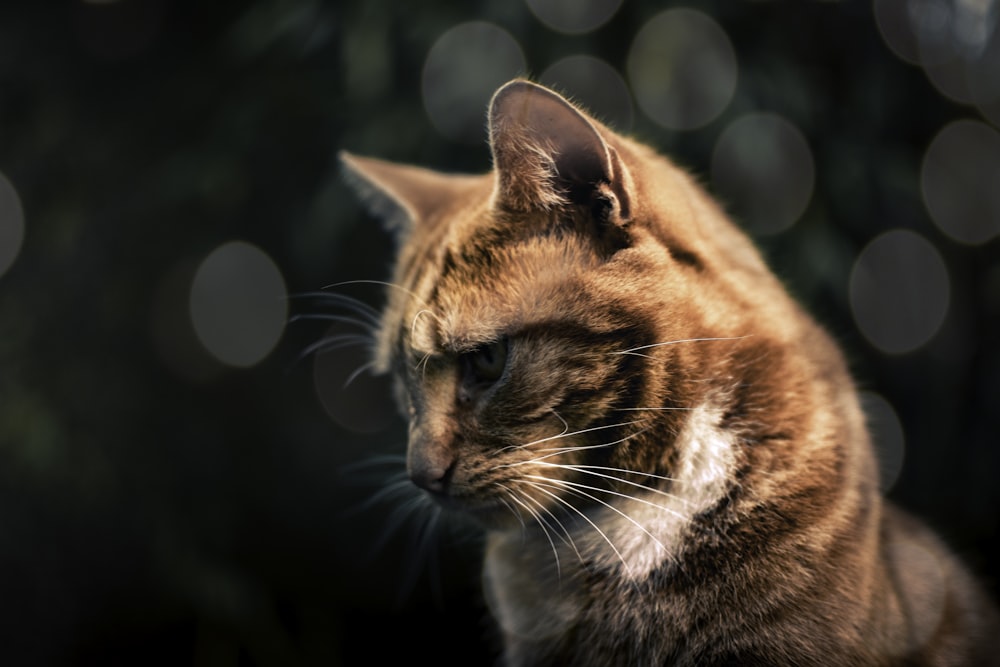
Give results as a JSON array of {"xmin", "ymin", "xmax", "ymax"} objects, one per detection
[
  {"xmin": 407, "ymin": 440, "xmax": 456, "ymax": 497},
  {"xmin": 409, "ymin": 462, "xmax": 450, "ymax": 496}
]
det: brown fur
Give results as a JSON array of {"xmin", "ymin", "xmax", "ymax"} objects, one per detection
[{"xmin": 341, "ymin": 80, "xmax": 1000, "ymax": 666}]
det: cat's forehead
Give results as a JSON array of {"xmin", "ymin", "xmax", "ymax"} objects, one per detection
[{"xmin": 406, "ymin": 231, "xmax": 601, "ymax": 355}]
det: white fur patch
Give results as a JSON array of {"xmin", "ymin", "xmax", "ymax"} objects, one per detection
[{"xmin": 584, "ymin": 402, "xmax": 737, "ymax": 580}]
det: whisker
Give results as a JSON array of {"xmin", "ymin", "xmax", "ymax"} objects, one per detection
[
  {"xmin": 287, "ymin": 291, "xmax": 382, "ymax": 328},
  {"xmin": 522, "ymin": 490, "xmax": 585, "ymax": 565},
  {"xmin": 527, "ymin": 427, "xmax": 650, "ymax": 462},
  {"xmin": 410, "ymin": 308, "xmax": 442, "ymax": 338},
  {"xmin": 613, "ymin": 335, "xmax": 752, "ymax": 359},
  {"xmin": 396, "ymin": 504, "xmax": 445, "ymax": 608},
  {"xmin": 496, "ymin": 420, "xmax": 645, "ymax": 455},
  {"xmin": 349, "ymin": 474, "xmax": 415, "ymax": 518},
  {"xmin": 288, "ymin": 312, "xmax": 377, "ymax": 333},
  {"xmin": 556, "ymin": 463, "xmax": 681, "ymax": 485},
  {"xmin": 299, "ymin": 333, "xmax": 374, "ymax": 360},
  {"xmin": 525, "ymin": 476, "xmax": 669, "ymax": 558},
  {"xmin": 551, "ymin": 410, "xmax": 570, "ymax": 437},
  {"xmin": 343, "ymin": 360, "xmax": 377, "ymax": 388},
  {"xmin": 521, "ymin": 480, "xmax": 635, "ymax": 579},
  {"xmin": 288, "ymin": 289, "xmax": 380, "ymax": 308},
  {"xmin": 369, "ymin": 487, "xmax": 432, "ymax": 552},
  {"xmin": 494, "ymin": 491, "xmax": 528, "ymax": 534},
  {"xmin": 521, "ymin": 461, "xmax": 696, "ymax": 509},
  {"xmin": 339, "ymin": 454, "xmax": 406, "ymax": 474},
  {"xmin": 414, "ymin": 350, "xmax": 433, "ymax": 377},
  {"xmin": 522, "ymin": 474, "xmax": 688, "ymax": 522},
  {"xmin": 514, "ymin": 484, "xmax": 582, "ymax": 555},
  {"xmin": 614, "ymin": 406, "xmax": 693, "ymax": 412},
  {"xmin": 496, "ymin": 484, "xmax": 563, "ymax": 578},
  {"xmin": 323, "ymin": 279, "xmax": 432, "ymax": 311}
]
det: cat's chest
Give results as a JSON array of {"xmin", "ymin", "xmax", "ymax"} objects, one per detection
[
  {"xmin": 481, "ymin": 402, "xmax": 740, "ymax": 640},
  {"xmin": 480, "ymin": 511, "xmax": 687, "ymax": 645},
  {"xmin": 482, "ymin": 529, "xmax": 697, "ymax": 665},
  {"xmin": 482, "ymin": 532, "xmax": 587, "ymax": 645}
]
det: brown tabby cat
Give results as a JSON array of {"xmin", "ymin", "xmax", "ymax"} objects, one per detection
[{"xmin": 340, "ymin": 80, "xmax": 1000, "ymax": 666}]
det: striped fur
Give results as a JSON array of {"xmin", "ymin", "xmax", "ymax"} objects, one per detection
[{"xmin": 342, "ymin": 80, "xmax": 1000, "ymax": 666}]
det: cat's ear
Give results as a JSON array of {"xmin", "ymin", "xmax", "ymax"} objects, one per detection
[
  {"xmin": 340, "ymin": 151, "xmax": 455, "ymax": 235},
  {"xmin": 488, "ymin": 79, "xmax": 632, "ymax": 225}
]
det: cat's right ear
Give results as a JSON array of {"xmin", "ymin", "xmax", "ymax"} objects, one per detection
[
  {"xmin": 339, "ymin": 151, "xmax": 452, "ymax": 236},
  {"xmin": 488, "ymin": 80, "xmax": 633, "ymax": 226}
]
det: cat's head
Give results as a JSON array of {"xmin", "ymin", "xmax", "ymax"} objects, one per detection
[{"xmin": 341, "ymin": 80, "xmax": 815, "ymax": 529}]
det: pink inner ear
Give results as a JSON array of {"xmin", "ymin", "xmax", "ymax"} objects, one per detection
[{"xmin": 488, "ymin": 80, "xmax": 616, "ymax": 212}]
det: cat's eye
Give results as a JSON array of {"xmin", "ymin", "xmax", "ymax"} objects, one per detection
[{"xmin": 463, "ymin": 337, "xmax": 509, "ymax": 385}]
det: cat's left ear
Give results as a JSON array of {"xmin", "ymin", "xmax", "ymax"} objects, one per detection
[
  {"xmin": 340, "ymin": 151, "xmax": 465, "ymax": 237},
  {"xmin": 488, "ymin": 79, "xmax": 632, "ymax": 226}
]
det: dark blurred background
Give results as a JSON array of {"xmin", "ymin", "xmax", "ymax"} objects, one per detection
[{"xmin": 0, "ymin": 0, "xmax": 998, "ymax": 665}]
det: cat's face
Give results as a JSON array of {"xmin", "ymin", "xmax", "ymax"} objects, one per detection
[
  {"xmin": 386, "ymin": 217, "xmax": 670, "ymax": 525},
  {"xmin": 342, "ymin": 80, "xmax": 795, "ymax": 531}
]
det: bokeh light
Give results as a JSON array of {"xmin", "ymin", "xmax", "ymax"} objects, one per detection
[
  {"xmin": 921, "ymin": 119, "xmax": 1000, "ymax": 245},
  {"xmin": 626, "ymin": 8, "xmax": 737, "ymax": 131},
  {"xmin": 539, "ymin": 55, "xmax": 634, "ymax": 131},
  {"xmin": 873, "ymin": 0, "xmax": 1000, "ymax": 120},
  {"xmin": 0, "ymin": 171, "xmax": 25, "ymax": 280},
  {"xmin": 710, "ymin": 113, "xmax": 815, "ymax": 235},
  {"xmin": 969, "ymin": 32, "xmax": 1000, "ymax": 125},
  {"xmin": 189, "ymin": 241, "xmax": 287, "ymax": 368},
  {"xmin": 859, "ymin": 390, "xmax": 906, "ymax": 493},
  {"xmin": 873, "ymin": 0, "xmax": 923, "ymax": 65},
  {"xmin": 911, "ymin": 0, "xmax": 996, "ymax": 106},
  {"xmin": 525, "ymin": 0, "xmax": 623, "ymax": 35},
  {"xmin": 849, "ymin": 229, "xmax": 950, "ymax": 355},
  {"xmin": 422, "ymin": 22, "xmax": 526, "ymax": 145}
]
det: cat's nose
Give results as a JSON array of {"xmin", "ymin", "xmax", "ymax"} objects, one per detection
[{"xmin": 408, "ymin": 449, "xmax": 456, "ymax": 497}]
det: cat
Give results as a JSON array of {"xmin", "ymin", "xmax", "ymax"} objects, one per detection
[{"xmin": 339, "ymin": 79, "xmax": 1000, "ymax": 666}]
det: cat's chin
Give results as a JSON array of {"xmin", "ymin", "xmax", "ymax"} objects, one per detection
[{"xmin": 424, "ymin": 491, "xmax": 519, "ymax": 529}]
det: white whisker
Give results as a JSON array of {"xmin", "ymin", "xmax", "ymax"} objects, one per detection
[
  {"xmin": 324, "ymin": 279, "xmax": 432, "ymax": 310},
  {"xmin": 415, "ymin": 350, "xmax": 433, "ymax": 378},
  {"xmin": 496, "ymin": 484, "xmax": 564, "ymax": 578},
  {"xmin": 528, "ymin": 427, "xmax": 650, "ymax": 461},
  {"xmin": 288, "ymin": 291, "xmax": 382, "ymax": 329},
  {"xmin": 613, "ymin": 335, "xmax": 751, "ymax": 359},
  {"xmin": 496, "ymin": 420, "xmax": 645, "ymax": 455},
  {"xmin": 522, "ymin": 474, "xmax": 688, "ymax": 522},
  {"xmin": 349, "ymin": 475, "xmax": 414, "ymax": 515},
  {"xmin": 524, "ymin": 476, "xmax": 669, "ymax": 557},
  {"xmin": 522, "ymin": 479, "xmax": 635, "ymax": 579},
  {"xmin": 614, "ymin": 406, "xmax": 693, "ymax": 412},
  {"xmin": 522, "ymin": 462, "xmax": 696, "ymax": 508},
  {"xmin": 339, "ymin": 453, "xmax": 406, "ymax": 474},
  {"xmin": 410, "ymin": 308, "xmax": 441, "ymax": 340},
  {"xmin": 397, "ymin": 504, "xmax": 445, "ymax": 607},
  {"xmin": 343, "ymin": 360, "xmax": 377, "ymax": 388},
  {"xmin": 299, "ymin": 333, "xmax": 375, "ymax": 360},
  {"xmin": 551, "ymin": 410, "xmax": 569, "ymax": 437},
  {"xmin": 371, "ymin": 488, "xmax": 433, "ymax": 552},
  {"xmin": 519, "ymin": 486, "xmax": 582, "ymax": 559},
  {"xmin": 288, "ymin": 312, "xmax": 378, "ymax": 333},
  {"xmin": 495, "ymin": 492, "xmax": 528, "ymax": 534}
]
